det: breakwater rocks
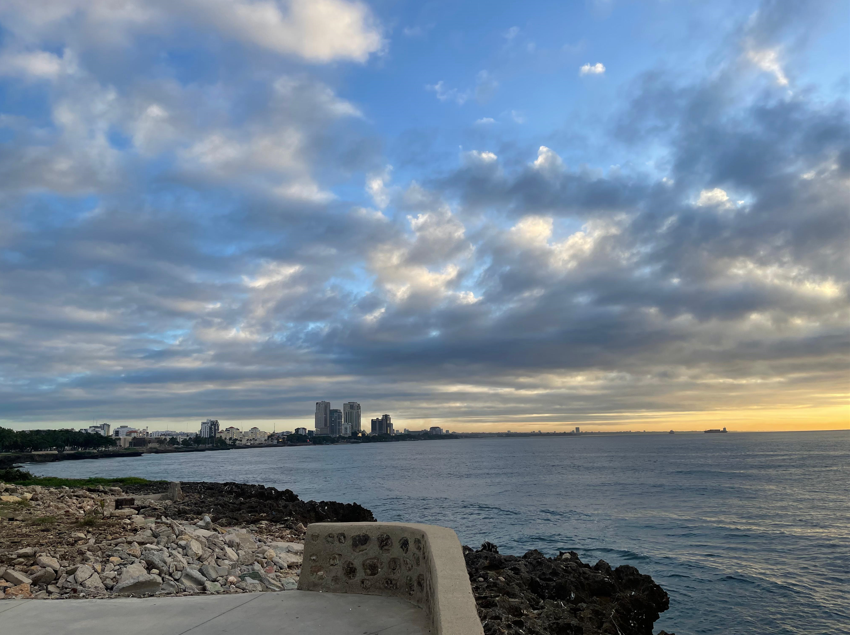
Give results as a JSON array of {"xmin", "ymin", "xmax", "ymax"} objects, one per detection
[
  {"xmin": 0, "ymin": 482, "xmax": 304, "ymax": 600},
  {"xmin": 465, "ymin": 543, "xmax": 671, "ymax": 635},
  {"xmin": 141, "ymin": 481, "xmax": 376, "ymax": 528}
]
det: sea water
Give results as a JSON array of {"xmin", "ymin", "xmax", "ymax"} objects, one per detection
[{"xmin": 27, "ymin": 430, "xmax": 850, "ymax": 635}]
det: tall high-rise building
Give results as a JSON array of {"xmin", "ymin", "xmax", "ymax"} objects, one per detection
[
  {"xmin": 343, "ymin": 402, "xmax": 361, "ymax": 433},
  {"xmin": 314, "ymin": 401, "xmax": 331, "ymax": 435},
  {"xmin": 329, "ymin": 409, "xmax": 343, "ymax": 436},
  {"xmin": 200, "ymin": 419, "xmax": 220, "ymax": 438},
  {"xmin": 370, "ymin": 414, "xmax": 393, "ymax": 435}
]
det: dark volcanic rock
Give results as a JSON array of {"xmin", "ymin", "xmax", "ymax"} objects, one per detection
[
  {"xmin": 123, "ymin": 481, "xmax": 375, "ymax": 528},
  {"xmin": 465, "ymin": 544, "xmax": 670, "ymax": 635}
]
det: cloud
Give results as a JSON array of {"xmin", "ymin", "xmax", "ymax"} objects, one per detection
[
  {"xmin": 366, "ymin": 166, "xmax": 393, "ymax": 209},
  {"xmin": 0, "ymin": 49, "xmax": 73, "ymax": 80},
  {"xmin": 695, "ymin": 188, "xmax": 732, "ymax": 208},
  {"xmin": 427, "ymin": 71, "xmax": 499, "ymax": 106},
  {"xmin": 187, "ymin": 0, "xmax": 384, "ymax": 63},
  {"xmin": 579, "ymin": 62, "xmax": 606, "ymax": 76},
  {"xmin": 0, "ymin": 0, "xmax": 847, "ymax": 432},
  {"xmin": 426, "ymin": 80, "xmax": 470, "ymax": 105},
  {"xmin": 747, "ymin": 47, "xmax": 789, "ymax": 86},
  {"xmin": 475, "ymin": 118, "xmax": 496, "ymax": 125},
  {"xmin": 0, "ymin": 0, "xmax": 384, "ymax": 63}
]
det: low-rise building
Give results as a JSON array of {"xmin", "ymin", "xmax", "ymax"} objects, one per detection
[{"xmin": 82, "ymin": 423, "xmax": 111, "ymax": 436}]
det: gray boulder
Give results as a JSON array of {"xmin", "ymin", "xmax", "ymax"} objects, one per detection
[
  {"xmin": 30, "ymin": 568, "xmax": 57, "ymax": 585},
  {"xmin": 3, "ymin": 569, "xmax": 32, "ymax": 586},
  {"xmin": 112, "ymin": 573, "xmax": 162, "ymax": 596},
  {"xmin": 180, "ymin": 567, "xmax": 207, "ymax": 590},
  {"xmin": 36, "ymin": 555, "xmax": 61, "ymax": 571},
  {"xmin": 80, "ymin": 573, "xmax": 106, "ymax": 593},
  {"xmin": 74, "ymin": 564, "xmax": 94, "ymax": 583}
]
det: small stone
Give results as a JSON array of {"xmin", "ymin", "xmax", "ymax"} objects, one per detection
[
  {"xmin": 36, "ymin": 555, "xmax": 61, "ymax": 571},
  {"xmin": 160, "ymin": 579, "xmax": 179, "ymax": 594},
  {"xmin": 0, "ymin": 495, "xmax": 22, "ymax": 503},
  {"xmin": 186, "ymin": 540, "xmax": 204, "ymax": 559},
  {"xmin": 166, "ymin": 482, "xmax": 184, "ymax": 502},
  {"xmin": 203, "ymin": 580, "xmax": 222, "ymax": 593},
  {"xmin": 30, "ymin": 568, "xmax": 57, "ymax": 585},
  {"xmin": 13, "ymin": 547, "xmax": 35, "ymax": 558},
  {"xmin": 74, "ymin": 565, "xmax": 94, "ymax": 583},
  {"xmin": 5, "ymin": 583, "xmax": 32, "ymax": 599},
  {"xmin": 80, "ymin": 573, "xmax": 106, "ymax": 593},
  {"xmin": 282, "ymin": 578, "xmax": 298, "ymax": 591},
  {"xmin": 3, "ymin": 570, "xmax": 32, "ymax": 586},
  {"xmin": 180, "ymin": 568, "xmax": 207, "ymax": 590}
]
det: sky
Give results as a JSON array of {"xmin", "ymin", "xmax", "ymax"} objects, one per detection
[{"xmin": 0, "ymin": 0, "xmax": 848, "ymax": 433}]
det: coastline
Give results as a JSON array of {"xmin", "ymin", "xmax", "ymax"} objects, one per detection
[{"xmin": 1, "ymin": 474, "xmax": 673, "ymax": 635}]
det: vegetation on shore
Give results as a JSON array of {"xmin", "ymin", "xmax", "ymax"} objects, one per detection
[
  {"xmin": 0, "ymin": 466, "xmax": 157, "ymax": 489},
  {"xmin": 0, "ymin": 427, "xmax": 116, "ymax": 453}
]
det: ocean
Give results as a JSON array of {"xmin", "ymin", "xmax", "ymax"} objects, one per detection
[{"xmin": 25, "ymin": 430, "xmax": 849, "ymax": 635}]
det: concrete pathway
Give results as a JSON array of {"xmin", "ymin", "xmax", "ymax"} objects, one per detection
[{"xmin": 0, "ymin": 591, "xmax": 431, "ymax": 635}]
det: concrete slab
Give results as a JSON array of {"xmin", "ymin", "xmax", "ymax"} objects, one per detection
[{"xmin": 0, "ymin": 591, "xmax": 431, "ymax": 635}]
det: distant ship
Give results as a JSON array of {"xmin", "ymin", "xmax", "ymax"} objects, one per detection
[
  {"xmin": 704, "ymin": 427, "xmax": 728, "ymax": 433},
  {"xmin": 669, "ymin": 430, "xmax": 675, "ymax": 434}
]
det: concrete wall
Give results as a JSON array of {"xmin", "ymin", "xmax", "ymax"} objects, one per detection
[{"xmin": 298, "ymin": 522, "xmax": 483, "ymax": 635}]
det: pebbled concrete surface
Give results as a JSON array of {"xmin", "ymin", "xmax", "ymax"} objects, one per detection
[{"xmin": 0, "ymin": 590, "xmax": 431, "ymax": 635}]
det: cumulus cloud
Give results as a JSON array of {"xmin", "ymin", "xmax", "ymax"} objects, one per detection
[
  {"xmin": 0, "ymin": 0, "xmax": 384, "ymax": 63},
  {"xmin": 579, "ymin": 62, "xmax": 606, "ymax": 76}
]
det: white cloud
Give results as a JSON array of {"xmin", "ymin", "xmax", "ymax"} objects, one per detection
[
  {"xmin": 193, "ymin": 0, "xmax": 383, "ymax": 63},
  {"xmin": 579, "ymin": 62, "xmax": 606, "ymax": 76},
  {"xmin": 426, "ymin": 80, "xmax": 470, "ymax": 105},
  {"xmin": 274, "ymin": 179, "xmax": 335, "ymax": 203},
  {"xmin": 463, "ymin": 150, "xmax": 498, "ymax": 166},
  {"xmin": 532, "ymin": 146, "xmax": 565, "ymax": 176},
  {"xmin": 0, "ymin": 0, "xmax": 384, "ymax": 63},
  {"xmin": 475, "ymin": 117, "xmax": 496, "ymax": 125},
  {"xmin": 504, "ymin": 26, "xmax": 520, "ymax": 41},
  {"xmin": 747, "ymin": 48, "xmax": 789, "ymax": 86},
  {"xmin": 0, "ymin": 49, "xmax": 73, "ymax": 80},
  {"xmin": 510, "ymin": 110, "xmax": 526, "ymax": 124},
  {"xmin": 695, "ymin": 188, "xmax": 732, "ymax": 208},
  {"xmin": 366, "ymin": 165, "xmax": 392, "ymax": 209}
]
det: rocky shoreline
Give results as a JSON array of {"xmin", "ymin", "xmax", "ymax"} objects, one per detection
[
  {"xmin": 0, "ymin": 481, "xmax": 312, "ymax": 600},
  {"xmin": 1, "ymin": 478, "xmax": 672, "ymax": 634}
]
